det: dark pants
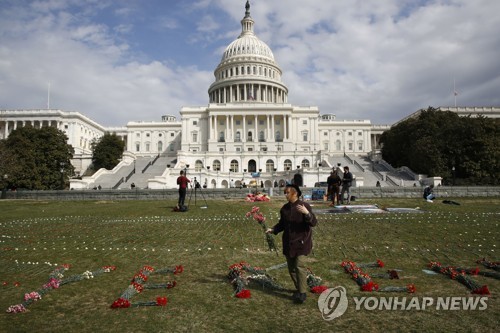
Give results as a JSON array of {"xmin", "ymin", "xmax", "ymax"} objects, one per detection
[
  {"xmin": 286, "ymin": 255, "xmax": 308, "ymax": 294},
  {"xmin": 178, "ymin": 188, "xmax": 187, "ymax": 207}
]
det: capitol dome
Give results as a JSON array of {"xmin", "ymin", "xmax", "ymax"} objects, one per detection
[{"xmin": 208, "ymin": 1, "xmax": 288, "ymax": 104}]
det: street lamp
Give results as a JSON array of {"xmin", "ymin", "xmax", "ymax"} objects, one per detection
[
  {"xmin": 452, "ymin": 166, "xmax": 456, "ymax": 186},
  {"xmin": 60, "ymin": 162, "xmax": 65, "ymax": 190},
  {"xmin": 318, "ymin": 163, "xmax": 322, "ymax": 184}
]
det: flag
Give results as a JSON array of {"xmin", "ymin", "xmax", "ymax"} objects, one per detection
[{"xmin": 454, "ymin": 90, "xmax": 459, "ymax": 96}]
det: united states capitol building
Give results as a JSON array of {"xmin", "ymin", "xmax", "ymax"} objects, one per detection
[{"xmin": 1, "ymin": 2, "xmax": 499, "ymax": 190}]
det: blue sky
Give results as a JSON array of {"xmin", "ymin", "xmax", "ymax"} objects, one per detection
[{"xmin": 1, "ymin": 0, "xmax": 499, "ymax": 126}]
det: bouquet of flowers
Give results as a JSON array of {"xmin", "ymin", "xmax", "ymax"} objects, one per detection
[
  {"xmin": 428, "ymin": 262, "xmax": 490, "ymax": 295},
  {"xmin": 245, "ymin": 206, "xmax": 278, "ymax": 254},
  {"xmin": 341, "ymin": 261, "xmax": 378, "ymax": 291},
  {"xmin": 306, "ymin": 268, "xmax": 328, "ymax": 294},
  {"xmin": 228, "ymin": 262, "xmax": 285, "ymax": 298},
  {"xmin": 111, "ymin": 264, "xmax": 182, "ymax": 309},
  {"xmin": 477, "ymin": 258, "xmax": 500, "ymax": 272},
  {"xmin": 357, "ymin": 259, "xmax": 385, "ymax": 268},
  {"xmin": 378, "ymin": 284, "xmax": 416, "ymax": 293}
]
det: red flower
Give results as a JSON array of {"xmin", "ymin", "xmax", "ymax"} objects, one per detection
[
  {"xmin": 469, "ymin": 267, "xmax": 480, "ymax": 275},
  {"xmin": 132, "ymin": 281, "xmax": 144, "ymax": 293},
  {"xmin": 103, "ymin": 265, "xmax": 117, "ymax": 271},
  {"xmin": 111, "ymin": 298, "xmax": 131, "ymax": 308},
  {"xmin": 236, "ymin": 289, "xmax": 251, "ymax": 298},
  {"xmin": 142, "ymin": 265, "xmax": 154, "ymax": 272},
  {"xmin": 361, "ymin": 281, "xmax": 378, "ymax": 292},
  {"xmin": 377, "ymin": 259, "xmax": 385, "ymax": 268},
  {"xmin": 407, "ymin": 284, "xmax": 417, "ymax": 293},
  {"xmin": 14, "ymin": 281, "xmax": 21, "ymax": 287},
  {"xmin": 472, "ymin": 285, "xmax": 490, "ymax": 295},
  {"xmin": 2, "ymin": 281, "xmax": 8, "ymax": 286},
  {"xmin": 156, "ymin": 297, "xmax": 168, "ymax": 306},
  {"xmin": 167, "ymin": 281, "xmax": 176, "ymax": 289},
  {"xmin": 174, "ymin": 265, "xmax": 184, "ymax": 275},
  {"xmin": 311, "ymin": 285, "xmax": 328, "ymax": 294}
]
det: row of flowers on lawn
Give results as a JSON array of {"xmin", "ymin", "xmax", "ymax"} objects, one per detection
[
  {"xmin": 6, "ymin": 264, "xmax": 116, "ymax": 313},
  {"xmin": 341, "ymin": 259, "xmax": 416, "ymax": 293},
  {"xmin": 228, "ymin": 261, "xmax": 328, "ymax": 299},
  {"xmin": 428, "ymin": 261, "xmax": 491, "ymax": 295},
  {"xmin": 110, "ymin": 265, "xmax": 183, "ymax": 308}
]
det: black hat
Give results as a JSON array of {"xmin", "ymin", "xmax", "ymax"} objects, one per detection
[{"xmin": 286, "ymin": 184, "xmax": 302, "ymax": 197}]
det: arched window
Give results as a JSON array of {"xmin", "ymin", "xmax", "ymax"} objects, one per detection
[
  {"xmin": 157, "ymin": 141, "xmax": 163, "ymax": 152},
  {"xmin": 301, "ymin": 159, "xmax": 310, "ymax": 168},
  {"xmin": 275, "ymin": 131, "xmax": 281, "ymax": 142},
  {"xmin": 235, "ymin": 131, "xmax": 241, "ymax": 142},
  {"xmin": 195, "ymin": 160, "xmax": 203, "ymax": 172},
  {"xmin": 284, "ymin": 159, "xmax": 292, "ymax": 171},
  {"xmin": 219, "ymin": 132, "xmax": 225, "ymax": 142},
  {"xmin": 248, "ymin": 160, "xmax": 257, "ymax": 172},
  {"xmin": 213, "ymin": 160, "xmax": 221, "ymax": 171},
  {"xmin": 247, "ymin": 131, "xmax": 253, "ymax": 141},
  {"xmin": 230, "ymin": 160, "xmax": 239, "ymax": 172},
  {"xmin": 266, "ymin": 159, "xmax": 275, "ymax": 172}
]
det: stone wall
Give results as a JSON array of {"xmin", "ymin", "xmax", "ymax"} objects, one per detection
[{"xmin": 2, "ymin": 186, "xmax": 500, "ymax": 201}]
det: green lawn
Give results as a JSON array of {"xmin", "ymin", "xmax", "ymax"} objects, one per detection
[{"xmin": 1, "ymin": 197, "xmax": 499, "ymax": 333}]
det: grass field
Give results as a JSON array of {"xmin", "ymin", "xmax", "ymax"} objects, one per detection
[{"xmin": 1, "ymin": 197, "xmax": 499, "ymax": 333}]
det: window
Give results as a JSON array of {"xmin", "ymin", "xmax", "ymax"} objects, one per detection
[
  {"xmin": 358, "ymin": 142, "xmax": 363, "ymax": 150},
  {"xmin": 358, "ymin": 132, "xmax": 363, "ymax": 136},
  {"xmin": 284, "ymin": 159, "xmax": 292, "ymax": 171},
  {"xmin": 302, "ymin": 120, "xmax": 307, "ymax": 125},
  {"xmin": 213, "ymin": 160, "xmax": 221, "ymax": 171},
  {"xmin": 324, "ymin": 132, "xmax": 328, "ymax": 136},
  {"xmin": 235, "ymin": 131, "xmax": 241, "ymax": 142},
  {"xmin": 266, "ymin": 159, "xmax": 274, "ymax": 172},
  {"xmin": 248, "ymin": 147, "xmax": 253, "ymax": 152},
  {"xmin": 171, "ymin": 133, "xmax": 174, "ymax": 137},
  {"xmin": 247, "ymin": 131, "xmax": 253, "ymax": 141},
  {"xmin": 219, "ymin": 147, "xmax": 224, "ymax": 152},
  {"xmin": 136, "ymin": 133, "xmax": 140, "ymax": 137},
  {"xmin": 348, "ymin": 132, "xmax": 353, "ymax": 136},
  {"xmin": 324, "ymin": 143, "xmax": 329, "ymax": 150},
  {"xmin": 301, "ymin": 159, "xmax": 310, "ymax": 168},
  {"xmin": 192, "ymin": 132, "xmax": 198, "ymax": 142},
  {"xmin": 64, "ymin": 125, "xmax": 68, "ymax": 129},
  {"xmin": 336, "ymin": 140, "xmax": 341, "ymax": 151},
  {"xmin": 219, "ymin": 132, "xmax": 225, "ymax": 142},
  {"xmin": 259, "ymin": 131, "xmax": 265, "ymax": 142},
  {"xmin": 193, "ymin": 120, "xmax": 198, "ymax": 125},
  {"xmin": 169, "ymin": 143, "xmax": 175, "ymax": 151},
  {"xmin": 159, "ymin": 133, "xmax": 162, "ymax": 137},
  {"xmin": 158, "ymin": 141, "xmax": 163, "ymax": 152},
  {"xmin": 195, "ymin": 160, "xmax": 203, "ymax": 172},
  {"xmin": 230, "ymin": 160, "xmax": 239, "ymax": 172},
  {"xmin": 348, "ymin": 142, "xmax": 353, "ymax": 150},
  {"xmin": 261, "ymin": 146, "xmax": 267, "ymax": 152},
  {"xmin": 302, "ymin": 131, "xmax": 308, "ymax": 141},
  {"xmin": 146, "ymin": 133, "xmax": 150, "ymax": 137},
  {"xmin": 145, "ymin": 143, "xmax": 150, "ymax": 152},
  {"xmin": 236, "ymin": 147, "xmax": 241, "ymax": 152},
  {"xmin": 236, "ymin": 120, "xmax": 241, "ymax": 125},
  {"xmin": 135, "ymin": 143, "xmax": 140, "ymax": 152},
  {"xmin": 247, "ymin": 120, "xmax": 253, "ymax": 125},
  {"xmin": 275, "ymin": 119, "xmax": 280, "ymax": 125},
  {"xmin": 219, "ymin": 120, "xmax": 225, "ymax": 125},
  {"xmin": 259, "ymin": 120, "xmax": 264, "ymax": 125},
  {"xmin": 275, "ymin": 131, "xmax": 281, "ymax": 141}
]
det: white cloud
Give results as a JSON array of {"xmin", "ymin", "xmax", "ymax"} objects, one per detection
[{"xmin": 1, "ymin": 0, "xmax": 499, "ymax": 127}]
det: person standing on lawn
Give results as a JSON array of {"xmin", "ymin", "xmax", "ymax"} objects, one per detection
[
  {"xmin": 176, "ymin": 170, "xmax": 190, "ymax": 209},
  {"xmin": 266, "ymin": 184, "xmax": 318, "ymax": 304}
]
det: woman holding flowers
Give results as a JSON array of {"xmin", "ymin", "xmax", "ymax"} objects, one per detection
[{"xmin": 266, "ymin": 184, "xmax": 317, "ymax": 304}]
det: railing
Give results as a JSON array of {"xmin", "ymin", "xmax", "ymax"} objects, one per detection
[
  {"xmin": 385, "ymin": 175, "xmax": 399, "ymax": 186},
  {"xmin": 353, "ymin": 160, "xmax": 365, "ymax": 172}
]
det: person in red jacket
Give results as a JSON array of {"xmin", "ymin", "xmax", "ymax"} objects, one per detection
[
  {"xmin": 266, "ymin": 184, "xmax": 318, "ymax": 304},
  {"xmin": 176, "ymin": 170, "xmax": 191, "ymax": 208}
]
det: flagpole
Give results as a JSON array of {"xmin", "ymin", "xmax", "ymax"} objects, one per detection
[
  {"xmin": 47, "ymin": 82, "xmax": 50, "ymax": 109},
  {"xmin": 453, "ymin": 79, "xmax": 457, "ymax": 107}
]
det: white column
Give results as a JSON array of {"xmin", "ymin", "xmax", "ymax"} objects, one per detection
[
  {"xmin": 271, "ymin": 115, "xmax": 275, "ymax": 141},
  {"xmin": 243, "ymin": 115, "xmax": 246, "ymax": 142},
  {"xmin": 254, "ymin": 115, "xmax": 258, "ymax": 142}
]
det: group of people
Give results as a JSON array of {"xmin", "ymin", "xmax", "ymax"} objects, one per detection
[{"xmin": 326, "ymin": 166, "xmax": 353, "ymax": 206}]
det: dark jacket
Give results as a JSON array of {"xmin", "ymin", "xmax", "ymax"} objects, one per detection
[{"xmin": 272, "ymin": 200, "xmax": 318, "ymax": 257}]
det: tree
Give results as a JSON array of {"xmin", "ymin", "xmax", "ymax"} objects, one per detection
[
  {"xmin": 0, "ymin": 126, "xmax": 75, "ymax": 190},
  {"xmin": 380, "ymin": 107, "xmax": 500, "ymax": 185},
  {"xmin": 91, "ymin": 133, "xmax": 125, "ymax": 171}
]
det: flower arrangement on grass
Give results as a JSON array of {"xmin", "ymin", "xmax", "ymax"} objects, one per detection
[
  {"xmin": 357, "ymin": 259, "xmax": 385, "ymax": 268},
  {"xmin": 371, "ymin": 270, "xmax": 400, "ymax": 280},
  {"xmin": 306, "ymin": 268, "xmax": 328, "ymax": 294},
  {"xmin": 245, "ymin": 206, "xmax": 278, "ymax": 254},
  {"xmin": 228, "ymin": 261, "xmax": 285, "ymax": 299},
  {"xmin": 428, "ymin": 261, "xmax": 490, "ymax": 295},
  {"xmin": 341, "ymin": 260, "xmax": 379, "ymax": 291},
  {"xmin": 477, "ymin": 258, "xmax": 499, "ymax": 272},
  {"xmin": 245, "ymin": 193, "xmax": 270, "ymax": 202},
  {"xmin": 111, "ymin": 265, "xmax": 182, "ymax": 308},
  {"xmin": 6, "ymin": 264, "xmax": 116, "ymax": 313},
  {"xmin": 378, "ymin": 284, "xmax": 416, "ymax": 293}
]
